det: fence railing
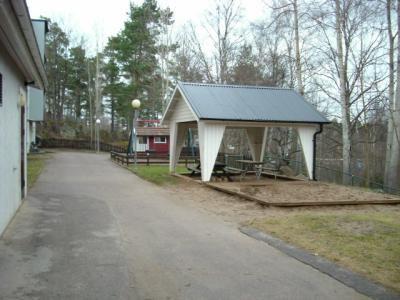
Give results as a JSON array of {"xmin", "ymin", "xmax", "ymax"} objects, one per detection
[
  {"xmin": 315, "ymin": 164, "xmax": 400, "ymax": 195},
  {"xmin": 110, "ymin": 151, "xmax": 198, "ymax": 166}
]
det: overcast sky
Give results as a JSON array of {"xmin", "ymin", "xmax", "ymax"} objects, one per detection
[{"xmin": 27, "ymin": 0, "xmax": 267, "ymax": 54}]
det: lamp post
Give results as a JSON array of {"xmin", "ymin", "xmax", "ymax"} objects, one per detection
[
  {"xmin": 96, "ymin": 118, "xmax": 101, "ymax": 152},
  {"xmin": 130, "ymin": 99, "xmax": 141, "ymax": 169}
]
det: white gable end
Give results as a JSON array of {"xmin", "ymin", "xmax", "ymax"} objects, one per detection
[
  {"xmin": 172, "ymin": 94, "xmax": 196, "ymax": 122},
  {"xmin": 162, "ymin": 89, "xmax": 197, "ymax": 124}
]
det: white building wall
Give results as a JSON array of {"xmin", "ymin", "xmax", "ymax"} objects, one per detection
[{"xmin": 0, "ymin": 46, "xmax": 26, "ymax": 235}]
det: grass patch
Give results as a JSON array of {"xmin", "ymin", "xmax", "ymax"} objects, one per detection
[
  {"xmin": 27, "ymin": 153, "xmax": 50, "ymax": 188},
  {"xmin": 249, "ymin": 211, "xmax": 400, "ymax": 292},
  {"xmin": 129, "ymin": 165, "xmax": 187, "ymax": 185}
]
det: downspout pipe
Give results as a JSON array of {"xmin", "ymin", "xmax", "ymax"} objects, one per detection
[{"xmin": 312, "ymin": 123, "xmax": 324, "ymax": 181}]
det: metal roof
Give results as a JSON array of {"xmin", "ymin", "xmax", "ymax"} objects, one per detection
[
  {"xmin": 137, "ymin": 127, "xmax": 169, "ymax": 136},
  {"xmin": 177, "ymin": 82, "xmax": 329, "ymax": 124}
]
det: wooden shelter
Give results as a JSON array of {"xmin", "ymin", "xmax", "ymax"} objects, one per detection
[{"xmin": 161, "ymin": 82, "xmax": 330, "ymax": 182}]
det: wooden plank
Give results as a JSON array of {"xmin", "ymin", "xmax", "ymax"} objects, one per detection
[
  {"xmin": 159, "ymin": 174, "xmax": 400, "ymax": 207},
  {"xmin": 204, "ymin": 182, "xmax": 400, "ymax": 207},
  {"xmin": 187, "ymin": 166, "xmax": 201, "ymax": 173}
]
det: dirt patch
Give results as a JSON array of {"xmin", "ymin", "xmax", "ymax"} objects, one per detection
[
  {"xmin": 164, "ymin": 178, "xmax": 400, "ymax": 225},
  {"xmin": 207, "ymin": 177, "xmax": 400, "ymax": 204},
  {"xmin": 165, "ymin": 180, "xmax": 268, "ymax": 223}
]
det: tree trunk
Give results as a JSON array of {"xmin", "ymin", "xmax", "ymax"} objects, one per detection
[
  {"xmin": 386, "ymin": 0, "xmax": 400, "ymax": 191},
  {"xmin": 95, "ymin": 51, "xmax": 101, "ymax": 119},
  {"xmin": 293, "ymin": 0, "xmax": 304, "ymax": 96},
  {"xmin": 88, "ymin": 60, "xmax": 93, "ymax": 148},
  {"xmin": 384, "ymin": 0, "xmax": 399, "ymax": 191},
  {"xmin": 111, "ymin": 96, "xmax": 115, "ymax": 135},
  {"xmin": 359, "ymin": 31, "xmax": 370, "ymax": 187},
  {"xmin": 335, "ymin": 0, "xmax": 352, "ymax": 185}
]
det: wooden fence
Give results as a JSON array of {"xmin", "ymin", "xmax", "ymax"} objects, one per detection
[{"xmin": 110, "ymin": 151, "xmax": 198, "ymax": 166}]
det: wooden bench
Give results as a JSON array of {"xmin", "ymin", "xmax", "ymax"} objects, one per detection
[
  {"xmin": 262, "ymin": 166, "xmax": 280, "ymax": 180},
  {"xmin": 187, "ymin": 161, "xmax": 235, "ymax": 181},
  {"xmin": 224, "ymin": 166, "xmax": 245, "ymax": 175},
  {"xmin": 224, "ymin": 167, "xmax": 247, "ymax": 181},
  {"xmin": 187, "ymin": 165, "xmax": 201, "ymax": 176}
]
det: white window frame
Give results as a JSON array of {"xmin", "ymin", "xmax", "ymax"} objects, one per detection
[{"xmin": 154, "ymin": 136, "xmax": 167, "ymax": 144}]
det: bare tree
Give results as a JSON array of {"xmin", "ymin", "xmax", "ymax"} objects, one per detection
[
  {"xmin": 293, "ymin": 0, "xmax": 304, "ymax": 95},
  {"xmin": 267, "ymin": 0, "xmax": 306, "ymax": 94},
  {"xmin": 251, "ymin": 18, "xmax": 287, "ymax": 87},
  {"xmin": 208, "ymin": 0, "xmax": 242, "ymax": 83},
  {"xmin": 187, "ymin": 24, "xmax": 215, "ymax": 82},
  {"xmin": 334, "ymin": 0, "xmax": 352, "ymax": 184},
  {"xmin": 312, "ymin": 0, "xmax": 385, "ymax": 184},
  {"xmin": 172, "ymin": 30, "xmax": 205, "ymax": 83},
  {"xmin": 186, "ymin": 0, "xmax": 242, "ymax": 83},
  {"xmin": 384, "ymin": 0, "xmax": 400, "ymax": 191},
  {"xmin": 159, "ymin": 8, "xmax": 176, "ymax": 110}
]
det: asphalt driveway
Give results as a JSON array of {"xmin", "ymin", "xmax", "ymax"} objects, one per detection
[{"xmin": 0, "ymin": 151, "xmax": 368, "ymax": 299}]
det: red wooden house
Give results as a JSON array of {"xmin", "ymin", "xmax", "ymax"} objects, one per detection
[{"xmin": 136, "ymin": 127, "xmax": 169, "ymax": 154}]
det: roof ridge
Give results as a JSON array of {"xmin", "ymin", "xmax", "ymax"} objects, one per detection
[{"xmin": 179, "ymin": 81, "xmax": 292, "ymax": 91}]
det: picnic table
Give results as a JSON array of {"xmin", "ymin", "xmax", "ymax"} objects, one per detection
[
  {"xmin": 236, "ymin": 160, "xmax": 266, "ymax": 180},
  {"xmin": 187, "ymin": 160, "xmax": 233, "ymax": 181},
  {"xmin": 235, "ymin": 160, "xmax": 281, "ymax": 180}
]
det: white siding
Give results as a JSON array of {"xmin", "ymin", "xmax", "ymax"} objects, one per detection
[
  {"xmin": 298, "ymin": 126, "xmax": 319, "ymax": 179},
  {"xmin": 0, "ymin": 46, "xmax": 25, "ymax": 235},
  {"xmin": 170, "ymin": 94, "xmax": 196, "ymax": 123},
  {"xmin": 198, "ymin": 121, "xmax": 225, "ymax": 181}
]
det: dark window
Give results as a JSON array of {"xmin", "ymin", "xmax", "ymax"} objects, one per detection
[{"xmin": 0, "ymin": 73, "xmax": 2, "ymax": 107}]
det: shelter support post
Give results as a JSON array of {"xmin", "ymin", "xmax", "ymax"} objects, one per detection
[
  {"xmin": 169, "ymin": 122, "xmax": 188, "ymax": 172},
  {"xmin": 198, "ymin": 121, "xmax": 225, "ymax": 182},
  {"xmin": 246, "ymin": 127, "xmax": 268, "ymax": 161},
  {"xmin": 298, "ymin": 125, "xmax": 320, "ymax": 180}
]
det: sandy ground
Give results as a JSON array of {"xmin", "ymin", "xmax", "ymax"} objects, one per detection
[
  {"xmin": 212, "ymin": 178, "xmax": 400, "ymax": 203},
  {"xmin": 166, "ymin": 179, "xmax": 400, "ymax": 225}
]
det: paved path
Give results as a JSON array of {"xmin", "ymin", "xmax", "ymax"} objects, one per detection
[{"xmin": 0, "ymin": 152, "xmax": 368, "ymax": 300}]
